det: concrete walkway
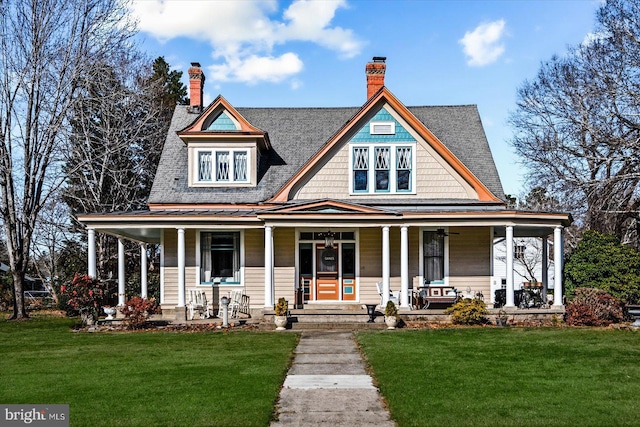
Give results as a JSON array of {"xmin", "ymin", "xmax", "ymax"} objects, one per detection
[{"xmin": 271, "ymin": 331, "xmax": 395, "ymax": 426}]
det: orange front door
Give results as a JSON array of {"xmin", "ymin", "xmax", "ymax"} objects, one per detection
[{"xmin": 316, "ymin": 244, "xmax": 339, "ymax": 300}]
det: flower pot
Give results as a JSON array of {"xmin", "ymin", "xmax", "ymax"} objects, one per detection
[
  {"xmin": 385, "ymin": 315, "xmax": 398, "ymax": 329},
  {"xmin": 103, "ymin": 307, "xmax": 117, "ymax": 320},
  {"xmin": 274, "ymin": 315, "xmax": 288, "ymax": 331}
]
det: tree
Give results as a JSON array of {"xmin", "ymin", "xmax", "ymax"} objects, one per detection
[
  {"xmin": 63, "ymin": 55, "xmax": 185, "ymax": 284},
  {"xmin": 509, "ymin": 0, "xmax": 640, "ymax": 247},
  {"xmin": 0, "ymin": 0, "xmax": 136, "ymax": 319},
  {"xmin": 564, "ymin": 230, "xmax": 640, "ymax": 304}
]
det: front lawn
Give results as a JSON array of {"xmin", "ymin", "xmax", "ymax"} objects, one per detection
[
  {"xmin": 358, "ymin": 328, "xmax": 640, "ymax": 427},
  {"xmin": 0, "ymin": 315, "xmax": 298, "ymax": 427}
]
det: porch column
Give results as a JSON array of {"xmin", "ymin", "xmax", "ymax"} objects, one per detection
[
  {"xmin": 541, "ymin": 236, "xmax": 549, "ymax": 302},
  {"xmin": 177, "ymin": 228, "xmax": 185, "ymax": 308},
  {"xmin": 400, "ymin": 226, "xmax": 410, "ymax": 308},
  {"xmin": 382, "ymin": 226, "xmax": 390, "ymax": 306},
  {"xmin": 87, "ymin": 228, "xmax": 96, "ymax": 278},
  {"xmin": 505, "ymin": 226, "xmax": 515, "ymax": 308},
  {"xmin": 553, "ymin": 226, "xmax": 564, "ymax": 307},
  {"xmin": 118, "ymin": 238, "xmax": 125, "ymax": 306},
  {"xmin": 264, "ymin": 225, "xmax": 274, "ymax": 308},
  {"xmin": 140, "ymin": 243, "xmax": 148, "ymax": 299}
]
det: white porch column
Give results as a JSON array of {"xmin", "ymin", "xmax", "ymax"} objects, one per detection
[
  {"xmin": 382, "ymin": 226, "xmax": 390, "ymax": 306},
  {"xmin": 140, "ymin": 243, "xmax": 148, "ymax": 299},
  {"xmin": 505, "ymin": 226, "xmax": 515, "ymax": 308},
  {"xmin": 264, "ymin": 225, "xmax": 274, "ymax": 308},
  {"xmin": 87, "ymin": 228, "xmax": 96, "ymax": 278},
  {"xmin": 118, "ymin": 238, "xmax": 126, "ymax": 306},
  {"xmin": 177, "ymin": 228, "xmax": 185, "ymax": 308},
  {"xmin": 400, "ymin": 226, "xmax": 410, "ymax": 308},
  {"xmin": 553, "ymin": 226, "xmax": 564, "ymax": 307},
  {"xmin": 541, "ymin": 236, "xmax": 549, "ymax": 302}
]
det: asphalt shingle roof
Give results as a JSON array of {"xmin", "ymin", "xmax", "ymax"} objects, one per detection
[{"xmin": 148, "ymin": 104, "xmax": 505, "ymax": 205}]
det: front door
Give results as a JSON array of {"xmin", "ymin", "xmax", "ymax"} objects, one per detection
[{"xmin": 316, "ymin": 244, "xmax": 339, "ymax": 300}]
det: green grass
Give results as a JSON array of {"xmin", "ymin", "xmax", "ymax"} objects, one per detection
[
  {"xmin": 357, "ymin": 328, "xmax": 640, "ymax": 427},
  {"xmin": 0, "ymin": 315, "xmax": 298, "ymax": 427}
]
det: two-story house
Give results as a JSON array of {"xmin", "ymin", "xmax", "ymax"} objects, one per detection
[{"xmin": 79, "ymin": 57, "xmax": 571, "ymax": 320}]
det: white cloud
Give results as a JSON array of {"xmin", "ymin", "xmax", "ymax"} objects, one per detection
[
  {"xmin": 129, "ymin": 0, "xmax": 362, "ymax": 83},
  {"xmin": 459, "ymin": 19, "xmax": 506, "ymax": 67}
]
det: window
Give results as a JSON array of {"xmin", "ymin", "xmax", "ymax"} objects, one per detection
[
  {"xmin": 370, "ymin": 121, "xmax": 395, "ymax": 135},
  {"xmin": 200, "ymin": 232, "xmax": 240, "ymax": 284},
  {"xmin": 515, "ymin": 244, "xmax": 526, "ymax": 260},
  {"xmin": 423, "ymin": 231, "xmax": 445, "ymax": 284},
  {"xmin": 195, "ymin": 149, "xmax": 249, "ymax": 184},
  {"xmin": 351, "ymin": 144, "xmax": 414, "ymax": 194}
]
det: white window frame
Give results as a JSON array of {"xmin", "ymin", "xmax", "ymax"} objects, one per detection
[
  {"xmin": 349, "ymin": 142, "xmax": 416, "ymax": 195},
  {"xmin": 194, "ymin": 148, "xmax": 249, "ymax": 184},
  {"xmin": 195, "ymin": 230, "xmax": 245, "ymax": 287},
  {"xmin": 419, "ymin": 228, "xmax": 450, "ymax": 287}
]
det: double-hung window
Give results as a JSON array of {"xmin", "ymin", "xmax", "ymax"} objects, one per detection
[
  {"xmin": 196, "ymin": 148, "xmax": 249, "ymax": 184},
  {"xmin": 423, "ymin": 231, "xmax": 445, "ymax": 285},
  {"xmin": 200, "ymin": 232, "xmax": 240, "ymax": 284},
  {"xmin": 351, "ymin": 143, "xmax": 414, "ymax": 194}
]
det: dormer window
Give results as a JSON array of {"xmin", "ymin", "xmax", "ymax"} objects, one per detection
[{"xmin": 195, "ymin": 148, "xmax": 249, "ymax": 184}]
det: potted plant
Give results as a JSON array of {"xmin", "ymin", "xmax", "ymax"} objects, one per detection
[
  {"xmin": 384, "ymin": 300, "xmax": 399, "ymax": 329},
  {"xmin": 274, "ymin": 297, "xmax": 288, "ymax": 331}
]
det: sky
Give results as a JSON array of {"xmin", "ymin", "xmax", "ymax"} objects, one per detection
[{"xmin": 129, "ymin": 0, "xmax": 603, "ymax": 198}]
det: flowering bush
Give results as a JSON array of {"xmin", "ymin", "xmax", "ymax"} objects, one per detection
[
  {"xmin": 119, "ymin": 296, "xmax": 158, "ymax": 329},
  {"xmin": 565, "ymin": 287, "xmax": 626, "ymax": 326},
  {"xmin": 61, "ymin": 274, "xmax": 109, "ymax": 324}
]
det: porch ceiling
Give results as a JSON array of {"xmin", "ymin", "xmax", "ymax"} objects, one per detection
[
  {"xmin": 493, "ymin": 225, "xmax": 559, "ymax": 238},
  {"xmin": 95, "ymin": 227, "xmax": 162, "ymax": 244}
]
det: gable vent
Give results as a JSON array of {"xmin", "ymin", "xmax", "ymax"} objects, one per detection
[{"xmin": 370, "ymin": 121, "xmax": 395, "ymax": 135}]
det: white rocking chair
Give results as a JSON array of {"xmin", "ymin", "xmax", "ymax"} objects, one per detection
[
  {"xmin": 187, "ymin": 288, "xmax": 210, "ymax": 320},
  {"xmin": 376, "ymin": 281, "xmax": 400, "ymax": 307}
]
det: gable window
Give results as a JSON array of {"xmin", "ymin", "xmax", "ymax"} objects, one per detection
[
  {"xmin": 423, "ymin": 231, "xmax": 445, "ymax": 285},
  {"xmin": 195, "ymin": 148, "xmax": 249, "ymax": 184},
  {"xmin": 201, "ymin": 232, "xmax": 240, "ymax": 284},
  {"xmin": 350, "ymin": 143, "xmax": 415, "ymax": 194}
]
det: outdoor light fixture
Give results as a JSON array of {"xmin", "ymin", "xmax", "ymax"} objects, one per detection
[{"xmin": 321, "ymin": 230, "xmax": 335, "ymax": 249}]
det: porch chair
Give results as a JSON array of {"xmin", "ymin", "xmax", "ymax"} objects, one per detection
[
  {"xmin": 376, "ymin": 281, "xmax": 400, "ymax": 307},
  {"xmin": 187, "ymin": 288, "xmax": 210, "ymax": 320},
  {"xmin": 217, "ymin": 289, "xmax": 243, "ymax": 318}
]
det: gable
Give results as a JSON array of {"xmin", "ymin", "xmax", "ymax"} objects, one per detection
[
  {"xmin": 204, "ymin": 111, "xmax": 240, "ymax": 131},
  {"xmin": 270, "ymin": 88, "xmax": 501, "ymax": 203},
  {"xmin": 287, "ymin": 103, "xmax": 479, "ymax": 201}
]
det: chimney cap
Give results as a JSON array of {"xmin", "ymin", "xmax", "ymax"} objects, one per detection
[
  {"xmin": 372, "ymin": 56, "xmax": 386, "ymax": 62},
  {"xmin": 190, "ymin": 62, "xmax": 201, "ymax": 67}
]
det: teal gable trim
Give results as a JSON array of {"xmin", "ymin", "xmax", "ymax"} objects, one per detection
[
  {"xmin": 206, "ymin": 111, "xmax": 238, "ymax": 131},
  {"xmin": 350, "ymin": 107, "xmax": 416, "ymax": 143}
]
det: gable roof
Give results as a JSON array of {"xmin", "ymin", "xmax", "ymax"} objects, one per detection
[{"xmin": 148, "ymin": 98, "xmax": 505, "ymax": 206}]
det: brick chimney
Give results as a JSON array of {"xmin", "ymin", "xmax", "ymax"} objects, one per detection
[
  {"xmin": 366, "ymin": 56, "xmax": 386, "ymax": 99},
  {"xmin": 188, "ymin": 62, "xmax": 205, "ymax": 112}
]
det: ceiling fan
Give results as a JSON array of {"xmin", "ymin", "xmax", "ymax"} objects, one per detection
[{"xmin": 436, "ymin": 228, "xmax": 460, "ymax": 237}]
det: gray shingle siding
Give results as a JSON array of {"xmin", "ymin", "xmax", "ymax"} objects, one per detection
[{"xmin": 148, "ymin": 104, "xmax": 505, "ymax": 205}]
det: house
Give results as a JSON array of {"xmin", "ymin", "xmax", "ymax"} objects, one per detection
[
  {"xmin": 78, "ymin": 57, "xmax": 571, "ymax": 320},
  {"xmin": 492, "ymin": 237, "xmax": 555, "ymax": 306}
]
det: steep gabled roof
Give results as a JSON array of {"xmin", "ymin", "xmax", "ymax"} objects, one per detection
[{"xmin": 148, "ymin": 97, "xmax": 505, "ymax": 206}]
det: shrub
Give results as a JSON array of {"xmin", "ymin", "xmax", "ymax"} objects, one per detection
[
  {"xmin": 60, "ymin": 274, "xmax": 109, "ymax": 324},
  {"xmin": 384, "ymin": 300, "xmax": 398, "ymax": 317},
  {"xmin": 565, "ymin": 287, "xmax": 625, "ymax": 326},
  {"xmin": 445, "ymin": 298, "xmax": 488, "ymax": 325},
  {"xmin": 119, "ymin": 296, "xmax": 158, "ymax": 329},
  {"xmin": 564, "ymin": 230, "xmax": 640, "ymax": 304}
]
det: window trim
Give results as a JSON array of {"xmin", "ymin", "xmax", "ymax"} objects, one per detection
[
  {"xmin": 196, "ymin": 230, "xmax": 245, "ymax": 286},
  {"xmin": 349, "ymin": 142, "xmax": 416, "ymax": 195},
  {"xmin": 188, "ymin": 143, "xmax": 256, "ymax": 187},
  {"xmin": 420, "ymin": 228, "xmax": 450, "ymax": 286}
]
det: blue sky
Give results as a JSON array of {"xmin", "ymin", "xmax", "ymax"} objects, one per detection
[{"xmin": 130, "ymin": 0, "xmax": 602, "ymax": 198}]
